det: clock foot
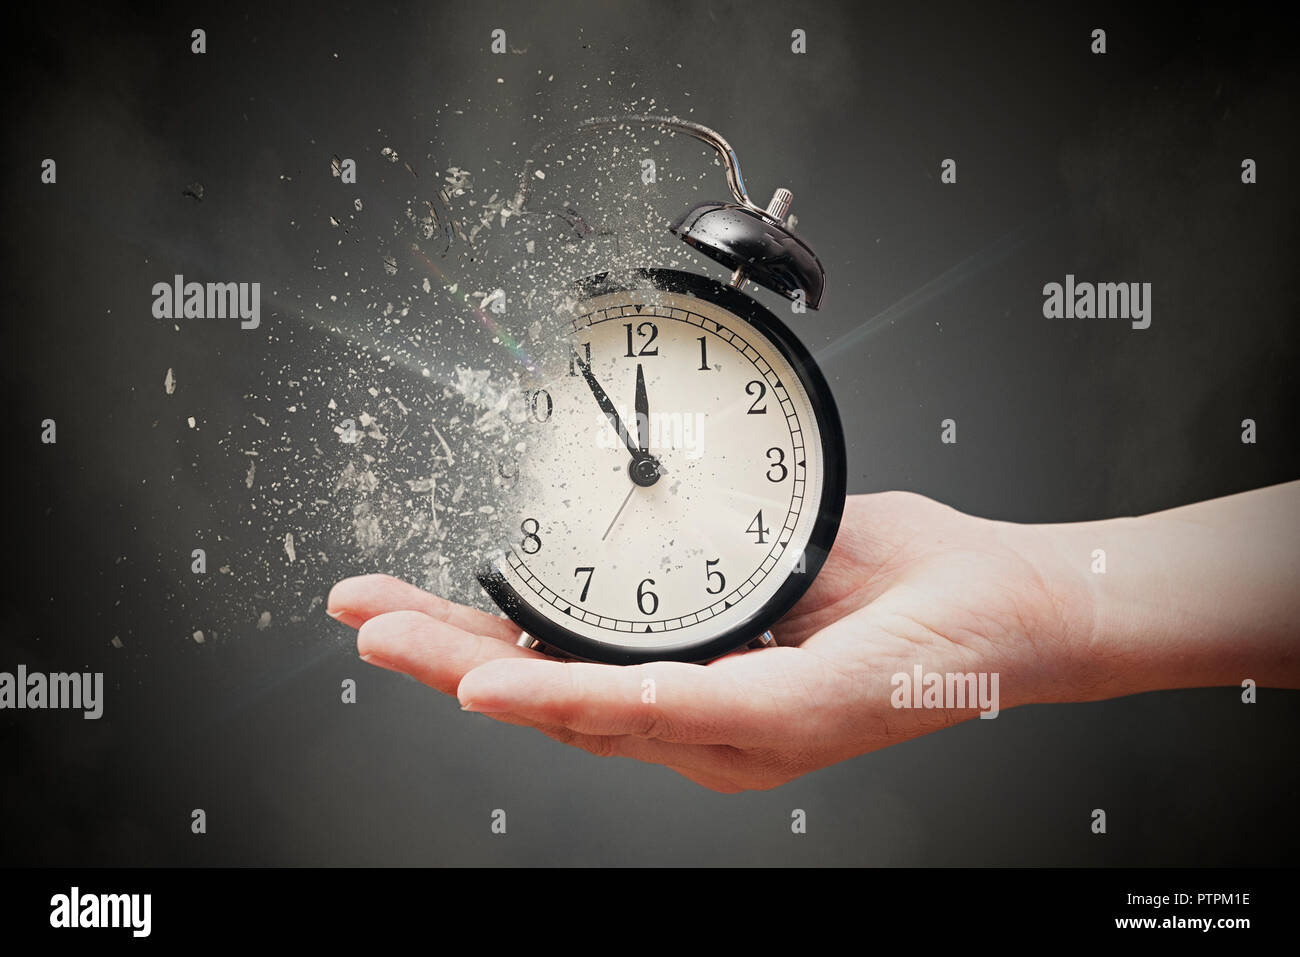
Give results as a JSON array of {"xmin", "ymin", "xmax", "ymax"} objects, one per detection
[
  {"xmin": 747, "ymin": 630, "xmax": 777, "ymax": 650},
  {"xmin": 515, "ymin": 631, "xmax": 545, "ymax": 651}
]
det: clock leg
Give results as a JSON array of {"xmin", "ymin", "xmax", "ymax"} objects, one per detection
[
  {"xmin": 515, "ymin": 631, "xmax": 545, "ymax": 651},
  {"xmin": 747, "ymin": 630, "xmax": 777, "ymax": 650}
]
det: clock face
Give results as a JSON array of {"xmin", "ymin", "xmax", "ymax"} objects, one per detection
[{"xmin": 480, "ymin": 270, "xmax": 845, "ymax": 663}]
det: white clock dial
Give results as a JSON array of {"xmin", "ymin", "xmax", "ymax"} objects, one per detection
[{"xmin": 487, "ymin": 284, "xmax": 827, "ymax": 654}]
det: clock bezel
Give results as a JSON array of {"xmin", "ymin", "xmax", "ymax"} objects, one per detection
[{"xmin": 477, "ymin": 268, "xmax": 847, "ymax": 664}]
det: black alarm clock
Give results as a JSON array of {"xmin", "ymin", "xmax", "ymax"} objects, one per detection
[{"xmin": 478, "ymin": 115, "xmax": 846, "ymax": 664}]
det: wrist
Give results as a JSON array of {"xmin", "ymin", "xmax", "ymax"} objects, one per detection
[{"xmin": 994, "ymin": 516, "xmax": 1117, "ymax": 705}]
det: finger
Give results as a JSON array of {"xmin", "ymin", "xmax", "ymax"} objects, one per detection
[
  {"xmin": 329, "ymin": 573, "xmax": 521, "ymax": 644},
  {"xmin": 456, "ymin": 654, "xmax": 803, "ymax": 746},
  {"xmin": 475, "ymin": 706, "xmax": 760, "ymax": 791},
  {"xmin": 357, "ymin": 610, "xmax": 542, "ymax": 695},
  {"xmin": 531, "ymin": 724, "xmax": 752, "ymax": 783},
  {"xmin": 668, "ymin": 766, "xmax": 745, "ymax": 794},
  {"xmin": 472, "ymin": 708, "xmax": 754, "ymax": 785}
]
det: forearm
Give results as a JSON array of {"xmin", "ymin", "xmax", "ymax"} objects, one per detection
[{"xmin": 1033, "ymin": 481, "xmax": 1300, "ymax": 700}]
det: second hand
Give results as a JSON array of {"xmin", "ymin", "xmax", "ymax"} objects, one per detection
[{"xmin": 601, "ymin": 483, "xmax": 637, "ymax": 541}]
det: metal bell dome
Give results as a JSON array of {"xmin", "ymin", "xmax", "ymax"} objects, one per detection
[
  {"xmin": 575, "ymin": 115, "xmax": 826, "ymax": 310},
  {"xmin": 670, "ymin": 200, "xmax": 825, "ymax": 309}
]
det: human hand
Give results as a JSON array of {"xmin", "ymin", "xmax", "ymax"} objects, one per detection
[{"xmin": 326, "ymin": 491, "xmax": 1104, "ymax": 792}]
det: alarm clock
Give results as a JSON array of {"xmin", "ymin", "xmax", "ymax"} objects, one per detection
[{"xmin": 478, "ymin": 115, "xmax": 846, "ymax": 664}]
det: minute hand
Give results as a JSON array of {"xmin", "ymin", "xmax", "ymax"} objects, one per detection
[{"xmin": 577, "ymin": 359, "xmax": 641, "ymax": 460}]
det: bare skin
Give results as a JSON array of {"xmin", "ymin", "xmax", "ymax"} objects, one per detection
[{"xmin": 327, "ymin": 482, "xmax": 1300, "ymax": 793}]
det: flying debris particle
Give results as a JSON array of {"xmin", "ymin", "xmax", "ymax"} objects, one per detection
[
  {"xmin": 257, "ymin": 611, "xmax": 272, "ymax": 630},
  {"xmin": 558, "ymin": 206, "xmax": 595, "ymax": 239},
  {"xmin": 444, "ymin": 168, "xmax": 471, "ymax": 196},
  {"xmin": 533, "ymin": 169, "xmax": 546, "ymax": 180},
  {"xmin": 284, "ymin": 533, "xmax": 296, "ymax": 562},
  {"xmin": 182, "ymin": 182, "xmax": 205, "ymax": 201},
  {"xmin": 164, "ymin": 368, "xmax": 176, "ymax": 394},
  {"xmin": 331, "ymin": 156, "xmax": 342, "ymax": 177},
  {"xmin": 432, "ymin": 424, "xmax": 455, "ymax": 465},
  {"xmin": 353, "ymin": 198, "xmax": 363, "ymax": 212},
  {"xmin": 353, "ymin": 510, "xmax": 383, "ymax": 552},
  {"xmin": 381, "ymin": 146, "xmax": 400, "ymax": 164},
  {"xmin": 110, "ymin": 636, "xmax": 123, "ymax": 649},
  {"xmin": 416, "ymin": 474, "xmax": 440, "ymax": 533},
  {"xmin": 363, "ymin": 416, "xmax": 387, "ymax": 443},
  {"xmin": 187, "ymin": 416, "xmax": 196, "ymax": 429},
  {"xmin": 192, "ymin": 630, "xmax": 205, "ymax": 644},
  {"xmin": 334, "ymin": 461, "xmax": 379, "ymax": 494},
  {"xmin": 245, "ymin": 460, "xmax": 256, "ymax": 489}
]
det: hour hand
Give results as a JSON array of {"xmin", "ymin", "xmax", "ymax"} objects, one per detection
[
  {"xmin": 631, "ymin": 362, "xmax": 667, "ymax": 480},
  {"xmin": 635, "ymin": 363, "xmax": 649, "ymax": 455}
]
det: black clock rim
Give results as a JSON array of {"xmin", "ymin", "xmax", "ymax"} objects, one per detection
[{"xmin": 476, "ymin": 268, "xmax": 847, "ymax": 665}]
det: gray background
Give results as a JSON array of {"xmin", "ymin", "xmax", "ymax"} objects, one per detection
[{"xmin": 2, "ymin": 0, "xmax": 1297, "ymax": 865}]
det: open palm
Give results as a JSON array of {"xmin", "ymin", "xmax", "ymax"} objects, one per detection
[{"xmin": 327, "ymin": 492, "xmax": 1091, "ymax": 791}]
